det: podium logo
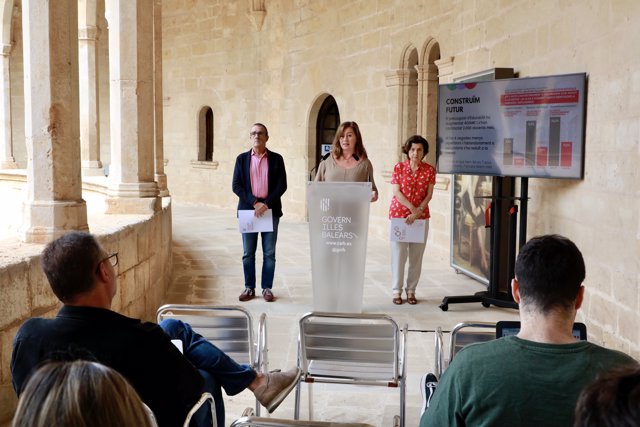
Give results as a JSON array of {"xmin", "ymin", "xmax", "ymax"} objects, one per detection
[{"xmin": 320, "ymin": 198, "xmax": 330, "ymax": 212}]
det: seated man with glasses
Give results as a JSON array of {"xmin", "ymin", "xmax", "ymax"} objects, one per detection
[{"xmin": 11, "ymin": 232, "xmax": 300, "ymax": 427}]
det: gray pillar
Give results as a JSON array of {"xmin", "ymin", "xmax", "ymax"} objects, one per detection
[
  {"xmin": 0, "ymin": 42, "xmax": 16, "ymax": 169},
  {"xmin": 79, "ymin": 23, "xmax": 103, "ymax": 175},
  {"xmin": 21, "ymin": 0, "xmax": 88, "ymax": 243},
  {"xmin": 106, "ymin": 0, "xmax": 159, "ymax": 214}
]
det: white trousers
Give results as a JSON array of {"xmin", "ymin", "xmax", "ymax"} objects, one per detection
[{"xmin": 390, "ymin": 219, "xmax": 430, "ymax": 295}]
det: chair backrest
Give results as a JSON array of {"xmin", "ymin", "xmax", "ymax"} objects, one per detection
[
  {"xmin": 156, "ymin": 304, "xmax": 265, "ymax": 368},
  {"xmin": 183, "ymin": 392, "xmax": 216, "ymax": 427},
  {"xmin": 298, "ymin": 311, "xmax": 405, "ymax": 384},
  {"xmin": 230, "ymin": 415, "xmax": 374, "ymax": 427},
  {"xmin": 447, "ymin": 322, "xmax": 496, "ymax": 368}
]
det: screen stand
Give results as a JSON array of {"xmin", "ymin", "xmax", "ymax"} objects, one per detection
[{"xmin": 439, "ymin": 177, "xmax": 528, "ymax": 311}]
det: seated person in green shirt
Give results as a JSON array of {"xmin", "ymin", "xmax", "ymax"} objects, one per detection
[{"xmin": 421, "ymin": 234, "xmax": 636, "ymax": 427}]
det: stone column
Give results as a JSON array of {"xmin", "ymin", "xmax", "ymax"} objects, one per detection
[
  {"xmin": 153, "ymin": 0, "xmax": 168, "ymax": 196},
  {"xmin": 21, "ymin": 0, "xmax": 88, "ymax": 243},
  {"xmin": 416, "ymin": 63, "xmax": 440, "ymax": 166},
  {"xmin": 0, "ymin": 42, "xmax": 16, "ymax": 169},
  {"xmin": 385, "ymin": 69, "xmax": 418, "ymax": 156},
  {"xmin": 106, "ymin": 0, "xmax": 159, "ymax": 213},
  {"xmin": 79, "ymin": 23, "xmax": 103, "ymax": 175},
  {"xmin": 0, "ymin": 0, "xmax": 16, "ymax": 169}
]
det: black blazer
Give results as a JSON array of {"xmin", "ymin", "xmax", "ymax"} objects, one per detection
[{"xmin": 232, "ymin": 149, "xmax": 287, "ymax": 218}]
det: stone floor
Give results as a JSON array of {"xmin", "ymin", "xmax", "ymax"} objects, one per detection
[{"xmin": 167, "ymin": 203, "xmax": 519, "ymax": 427}]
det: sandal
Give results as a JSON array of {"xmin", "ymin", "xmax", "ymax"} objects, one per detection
[
  {"xmin": 392, "ymin": 296, "xmax": 403, "ymax": 305},
  {"xmin": 407, "ymin": 294, "xmax": 418, "ymax": 305}
]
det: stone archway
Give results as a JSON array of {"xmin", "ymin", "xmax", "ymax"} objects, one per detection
[{"xmin": 417, "ymin": 37, "xmax": 440, "ymax": 167}]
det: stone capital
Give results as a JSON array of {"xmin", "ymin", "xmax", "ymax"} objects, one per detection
[
  {"xmin": 385, "ymin": 69, "xmax": 416, "ymax": 87},
  {"xmin": 434, "ymin": 57, "xmax": 455, "ymax": 82},
  {"xmin": 78, "ymin": 25, "xmax": 99, "ymax": 41}
]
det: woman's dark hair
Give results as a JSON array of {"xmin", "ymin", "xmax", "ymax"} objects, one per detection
[
  {"xmin": 402, "ymin": 135, "xmax": 429, "ymax": 157},
  {"xmin": 574, "ymin": 364, "xmax": 640, "ymax": 427}
]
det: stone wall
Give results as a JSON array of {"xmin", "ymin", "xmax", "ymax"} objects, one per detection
[
  {"xmin": 0, "ymin": 174, "xmax": 173, "ymax": 425},
  {"xmin": 161, "ymin": 0, "xmax": 640, "ymax": 357}
]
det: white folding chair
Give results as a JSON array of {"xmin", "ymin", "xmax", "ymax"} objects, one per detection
[
  {"xmin": 434, "ymin": 321, "xmax": 496, "ymax": 377},
  {"xmin": 184, "ymin": 392, "xmax": 217, "ymax": 427},
  {"xmin": 293, "ymin": 312, "xmax": 407, "ymax": 427},
  {"xmin": 231, "ymin": 415, "xmax": 374, "ymax": 427},
  {"xmin": 157, "ymin": 304, "xmax": 268, "ymax": 416},
  {"xmin": 144, "ymin": 392, "xmax": 217, "ymax": 427}
]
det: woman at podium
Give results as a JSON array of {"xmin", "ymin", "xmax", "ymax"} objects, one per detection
[
  {"xmin": 388, "ymin": 135, "xmax": 436, "ymax": 305},
  {"xmin": 314, "ymin": 121, "xmax": 378, "ymax": 202}
]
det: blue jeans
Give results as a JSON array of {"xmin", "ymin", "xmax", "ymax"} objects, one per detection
[
  {"xmin": 160, "ymin": 319, "xmax": 256, "ymax": 427},
  {"xmin": 242, "ymin": 216, "xmax": 279, "ymax": 289}
]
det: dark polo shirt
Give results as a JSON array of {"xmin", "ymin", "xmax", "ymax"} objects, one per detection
[{"xmin": 11, "ymin": 305, "xmax": 203, "ymax": 427}]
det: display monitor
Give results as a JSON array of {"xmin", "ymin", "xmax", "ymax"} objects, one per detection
[
  {"xmin": 437, "ymin": 73, "xmax": 587, "ymax": 179},
  {"xmin": 495, "ymin": 320, "xmax": 587, "ymax": 341}
]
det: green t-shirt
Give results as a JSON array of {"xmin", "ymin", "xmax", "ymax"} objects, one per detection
[{"xmin": 420, "ymin": 336, "xmax": 636, "ymax": 427}]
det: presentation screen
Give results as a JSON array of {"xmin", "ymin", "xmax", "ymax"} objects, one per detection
[{"xmin": 437, "ymin": 73, "xmax": 586, "ymax": 179}]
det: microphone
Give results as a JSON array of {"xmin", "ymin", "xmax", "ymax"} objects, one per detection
[{"xmin": 309, "ymin": 153, "xmax": 332, "ymax": 180}]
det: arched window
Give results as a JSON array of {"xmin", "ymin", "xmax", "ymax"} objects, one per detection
[
  {"xmin": 315, "ymin": 96, "xmax": 340, "ymax": 168},
  {"xmin": 198, "ymin": 106, "xmax": 214, "ymax": 161}
]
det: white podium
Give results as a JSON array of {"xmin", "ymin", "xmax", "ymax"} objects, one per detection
[{"xmin": 307, "ymin": 181, "xmax": 372, "ymax": 312}]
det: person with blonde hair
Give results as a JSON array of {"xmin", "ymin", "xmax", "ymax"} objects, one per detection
[
  {"xmin": 12, "ymin": 360, "xmax": 155, "ymax": 427},
  {"xmin": 11, "ymin": 232, "xmax": 300, "ymax": 427}
]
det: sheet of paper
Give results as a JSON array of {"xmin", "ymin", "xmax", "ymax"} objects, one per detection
[
  {"xmin": 238, "ymin": 209, "xmax": 273, "ymax": 233},
  {"xmin": 389, "ymin": 218, "xmax": 426, "ymax": 243}
]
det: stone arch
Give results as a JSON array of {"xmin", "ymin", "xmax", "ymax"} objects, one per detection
[
  {"xmin": 197, "ymin": 105, "xmax": 214, "ymax": 162},
  {"xmin": 419, "ymin": 36, "xmax": 440, "ymax": 66},
  {"xmin": 417, "ymin": 36, "xmax": 441, "ymax": 166},
  {"xmin": 387, "ymin": 43, "xmax": 419, "ymax": 163},
  {"xmin": 398, "ymin": 42, "xmax": 418, "ymax": 70},
  {"xmin": 306, "ymin": 92, "xmax": 340, "ymax": 179},
  {"xmin": 400, "ymin": 43, "xmax": 419, "ymax": 158}
]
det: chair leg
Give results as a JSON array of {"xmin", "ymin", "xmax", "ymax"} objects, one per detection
[
  {"xmin": 400, "ymin": 378, "xmax": 406, "ymax": 427},
  {"xmin": 294, "ymin": 380, "xmax": 301, "ymax": 419},
  {"xmin": 308, "ymin": 383, "xmax": 314, "ymax": 420}
]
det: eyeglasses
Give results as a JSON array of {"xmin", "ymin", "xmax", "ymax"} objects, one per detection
[
  {"xmin": 96, "ymin": 252, "xmax": 118, "ymax": 273},
  {"xmin": 250, "ymin": 131, "xmax": 266, "ymax": 137}
]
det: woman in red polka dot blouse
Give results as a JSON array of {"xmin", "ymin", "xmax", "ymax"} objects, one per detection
[{"xmin": 389, "ymin": 135, "xmax": 436, "ymax": 305}]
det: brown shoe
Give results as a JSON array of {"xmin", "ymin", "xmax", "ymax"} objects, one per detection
[
  {"xmin": 407, "ymin": 294, "xmax": 418, "ymax": 305},
  {"xmin": 239, "ymin": 288, "xmax": 255, "ymax": 302},
  {"xmin": 254, "ymin": 368, "xmax": 302, "ymax": 413},
  {"xmin": 393, "ymin": 296, "xmax": 403, "ymax": 305},
  {"xmin": 262, "ymin": 289, "xmax": 275, "ymax": 302}
]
